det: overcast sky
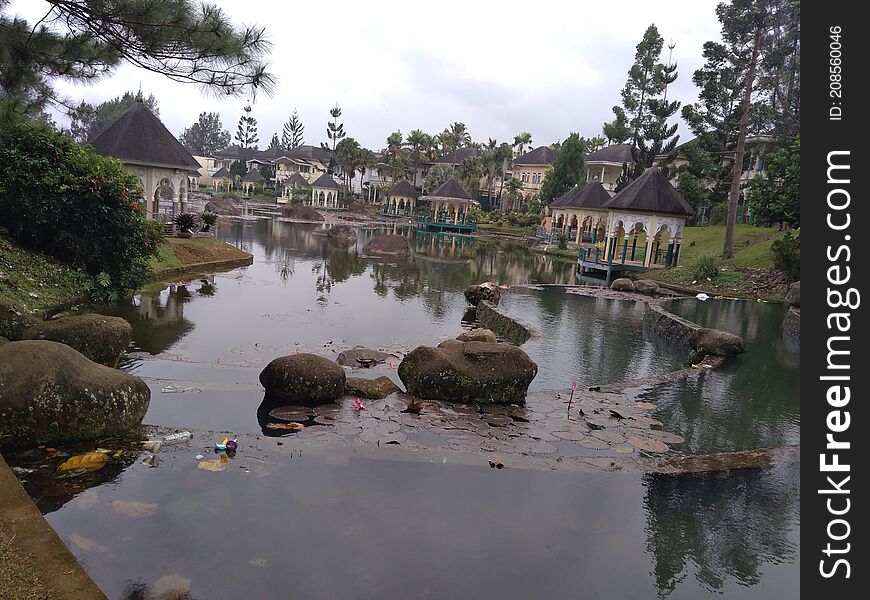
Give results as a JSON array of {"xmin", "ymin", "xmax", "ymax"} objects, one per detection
[{"xmin": 11, "ymin": 0, "xmax": 723, "ymax": 150}]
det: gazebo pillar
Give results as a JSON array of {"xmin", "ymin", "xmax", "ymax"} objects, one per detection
[
  {"xmin": 574, "ymin": 210, "xmax": 585, "ymax": 244},
  {"xmin": 311, "ymin": 188, "xmax": 316, "ymax": 206},
  {"xmin": 643, "ymin": 216, "xmax": 658, "ymax": 267}
]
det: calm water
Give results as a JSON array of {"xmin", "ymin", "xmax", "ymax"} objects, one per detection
[{"xmin": 31, "ymin": 218, "xmax": 799, "ymax": 598}]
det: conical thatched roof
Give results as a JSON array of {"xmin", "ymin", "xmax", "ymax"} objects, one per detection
[
  {"xmin": 89, "ymin": 100, "xmax": 200, "ymax": 169},
  {"xmin": 388, "ymin": 179, "xmax": 419, "ymax": 198},
  {"xmin": 550, "ymin": 181, "xmax": 611, "ymax": 209},
  {"xmin": 603, "ymin": 167, "xmax": 695, "ymax": 216},
  {"xmin": 212, "ymin": 167, "xmax": 233, "ymax": 179},
  {"xmin": 285, "ymin": 172, "xmax": 310, "ymax": 188},
  {"xmin": 311, "ymin": 173, "xmax": 340, "ymax": 189},
  {"xmin": 422, "ymin": 178, "xmax": 474, "ymax": 204},
  {"xmin": 242, "ymin": 167, "xmax": 264, "ymax": 182}
]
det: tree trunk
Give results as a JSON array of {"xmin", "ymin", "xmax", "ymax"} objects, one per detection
[{"xmin": 723, "ymin": 28, "xmax": 763, "ymax": 259}]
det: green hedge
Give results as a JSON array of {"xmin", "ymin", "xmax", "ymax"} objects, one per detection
[{"xmin": 0, "ymin": 117, "xmax": 159, "ymax": 300}]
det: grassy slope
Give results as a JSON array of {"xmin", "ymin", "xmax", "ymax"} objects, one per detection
[
  {"xmin": 0, "ymin": 234, "xmax": 90, "ymax": 316},
  {"xmin": 148, "ymin": 237, "xmax": 252, "ymax": 276}
]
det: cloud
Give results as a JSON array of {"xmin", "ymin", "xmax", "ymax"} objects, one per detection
[{"xmin": 9, "ymin": 0, "xmax": 723, "ymax": 149}]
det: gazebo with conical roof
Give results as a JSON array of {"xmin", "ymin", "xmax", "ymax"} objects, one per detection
[
  {"xmin": 574, "ymin": 167, "xmax": 695, "ymax": 281},
  {"xmin": 383, "ymin": 179, "xmax": 420, "ymax": 217},
  {"xmin": 89, "ymin": 99, "xmax": 201, "ymax": 221},
  {"xmin": 417, "ymin": 178, "xmax": 479, "ymax": 232},
  {"xmin": 241, "ymin": 167, "xmax": 265, "ymax": 196},
  {"xmin": 279, "ymin": 172, "xmax": 311, "ymax": 204},
  {"xmin": 309, "ymin": 173, "xmax": 341, "ymax": 209},
  {"xmin": 547, "ymin": 181, "xmax": 612, "ymax": 244},
  {"xmin": 211, "ymin": 167, "xmax": 233, "ymax": 192}
]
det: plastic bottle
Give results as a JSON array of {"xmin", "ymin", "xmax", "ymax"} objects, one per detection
[{"xmin": 163, "ymin": 431, "xmax": 192, "ymax": 444}]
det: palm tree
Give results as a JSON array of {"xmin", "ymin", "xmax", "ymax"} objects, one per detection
[
  {"xmin": 441, "ymin": 122, "xmax": 472, "ymax": 164},
  {"xmin": 335, "ymin": 137, "xmax": 361, "ymax": 199},
  {"xmin": 457, "ymin": 155, "xmax": 485, "ymax": 199},
  {"xmin": 587, "ymin": 135, "xmax": 607, "ymax": 153},
  {"xmin": 406, "ymin": 129, "xmax": 427, "ymax": 187},
  {"xmin": 424, "ymin": 164, "xmax": 454, "ymax": 192},
  {"xmin": 504, "ymin": 178, "xmax": 524, "ymax": 212},
  {"xmin": 513, "ymin": 132, "xmax": 532, "ymax": 158},
  {"xmin": 481, "ymin": 138, "xmax": 505, "ymax": 210}
]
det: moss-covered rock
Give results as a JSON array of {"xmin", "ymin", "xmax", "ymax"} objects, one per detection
[
  {"xmin": 281, "ymin": 206, "xmax": 324, "ymax": 221},
  {"xmin": 633, "ymin": 279, "xmax": 660, "ymax": 295},
  {"xmin": 363, "ymin": 234, "xmax": 410, "ymax": 256},
  {"xmin": 22, "ymin": 314, "xmax": 132, "ymax": 367},
  {"xmin": 326, "ymin": 224, "xmax": 357, "ymax": 239},
  {"xmin": 691, "ymin": 328, "xmax": 746, "ymax": 357},
  {"xmin": 344, "ymin": 376, "xmax": 401, "ymax": 399},
  {"xmin": 456, "ymin": 328, "xmax": 497, "ymax": 343},
  {"xmin": 784, "ymin": 281, "xmax": 800, "ymax": 308},
  {"xmin": 259, "ymin": 353, "xmax": 346, "ymax": 403},
  {"xmin": 336, "ymin": 347, "xmax": 394, "ymax": 368},
  {"xmin": 781, "ymin": 306, "xmax": 800, "ymax": 349},
  {"xmin": 398, "ymin": 339, "xmax": 537, "ymax": 404},
  {"xmin": 611, "ymin": 278, "xmax": 635, "ymax": 292},
  {"xmin": 204, "ymin": 198, "xmax": 241, "ymax": 216},
  {"xmin": 0, "ymin": 340, "xmax": 150, "ymax": 449},
  {"xmin": 463, "ymin": 282, "xmax": 500, "ymax": 306},
  {"xmin": 0, "ymin": 299, "xmax": 39, "ymax": 339}
]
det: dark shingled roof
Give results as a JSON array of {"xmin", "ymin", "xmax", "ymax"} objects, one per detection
[
  {"xmin": 603, "ymin": 167, "xmax": 695, "ymax": 216},
  {"xmin": 311, "ymin": 173, "xmax": 340, "ymax": 189},
  {"xmin": 586, "ymin": 143, "xmax": 633, "ymax": 164},
  {"xmin": 242, "ymin": 167, "xmax": 264, "ymax": 182},
  {"xmin": 212, "ymin": 167, "xmax": 232, "ymax": 179},
  {"xmin": 285, "ymin": 172, "xmax": 310, "ymax": 188},
  {"xmin": 188, "ymin": 169, "xmax": 201, "ymax": 177},
  {"xmin": 388, "ymin": 179, "xmax": 420, "ymax": 198},
  {"xmin": 550, "ymin": 181, "xmax": 611, "ymax": 209},
  {"xmin": 427, "ymin": 177, "xmax": 471, "ymax": 200},
  {"xmin": 514, "ymin": 146, "xmax": 559, "ymax": 165},
  {"xmin": 284, "ymin": 144, "xmax": 333, "ymax": 163},
  {"xmin": 434, "ymin": 147, "xmax": 479, "ymax": 164},
  {"xmin": 89, "ymin": 101, "xmax": 200, "ymax": 170}
]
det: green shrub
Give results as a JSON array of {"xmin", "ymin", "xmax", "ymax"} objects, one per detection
[
  {"xmin": 690, "ymin": 252, "xmax": 720, "ymax": 281},
  {"xmin": 557, "ymin": 232, "xmax": 568, "ymax": 250},
  {"xmin": 709, "ymin": 203, "xmax": 727, "ymax": 225},
  {"xmin": 173, "ymin": 212, "xmax": 197, "ymax": 231},
  {"xmin": 771, "ymin": 232, "xmax": 800, "ymax": 281},
  {"xmin": 0, "ymin": 116, "xmax": 158, "ymax": 298},
  {"xmin": 144, "ymin": 220, "xmax": 166, "ymax": 242},
  {"xmin": 200, "ymin": 210, "xmax": 218, "ymax": 229}
]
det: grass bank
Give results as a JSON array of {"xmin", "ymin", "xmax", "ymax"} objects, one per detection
[
  {"xmin": 641, "ymin": 225, "xmax": 794, "ymax": 301},
  {"xmin": 148, "ymin": 236, "xmax": 253, "ymax": 279},
  {"xmin": 0, "ymin": 233, "xmax": 90, "ymax": 316}
]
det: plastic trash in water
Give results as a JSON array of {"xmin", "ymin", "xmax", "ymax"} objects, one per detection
[
  {"xmin": 215, "ymin": 436, "xmax": 228, "ymax": 451},
  {"xmin": 142, "ymin": 440, "xmax": 162, "ymax": 453},
  {"xmin": 163, "ymin": 431, "xmax": 192, "ymax": 444},
  {"xmin": 696, "ymin": 293, "xmax": 710, "ymax": 301},
  {"xmin": 195, "ymin": 454, "xmax": 204, "ymax": 461}
]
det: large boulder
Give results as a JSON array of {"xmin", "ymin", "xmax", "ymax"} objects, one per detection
[
  {"xmin": 456, "ymin": 328, "xmax": 497, "ymax": 343},
  {"xmin": 611, "ymin": 278, "xmax": 635, "ymax": 292},
  {"xmin": 691, "ymin": 328, "xmax": 746, "ymax": 357},
  {"xmin": 336, "ymin": 347, "xmax": 394, "ymax": 368},
  {"xmin": 259, "ymin": 353, "xmax": 346, "ymax": 403},
  {"xmin": 22, "ymin": 314, "xmax": 132, "ymax": 367},
  {"xmin": 282, "ymin": 205, "xmax": 325, "ymax": 221},
  {"xmin": 363, "ymin": 234, "xmax": 410, "ymax": 256},
  {"xmin": 345, "ymin": 376, "xmax": 401, "ymax": 399},
  {"xmin": 0, "ymin": 299, "xmax": 39, "ymax": 339},
  {"xmin": 398, "ymin": 339, "xmax": 537, "ymax": 404},
  {"xmin": 0, "ymin": 341, "xmax": 150, "ymax": 448},
  {"xmin": 205, "ymin": 198, "xmax": 241, "ymax": 216},
  {"xmin": 633, "ymin": 279, "xmax": 660, "ymax": 295},
  {"xmin": 784, "ymin": 281, "xmax": 800, "ymax": 308},
  {"xmin": 781, "ymin": 306, "xmax": 800, "ymax": 349},
  {"xmin": 326, "ymin": 224, "xmax": 357, "ymax": 239},
  {"xmin": 464, "ymin": 282, "xmax": 501, "ymax": 306}
]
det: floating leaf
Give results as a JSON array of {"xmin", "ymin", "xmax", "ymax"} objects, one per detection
[
  {"xmin": 269, "ymin": 406, "xmax": 313, "ymax": 422},
  {"xmin": 266, "ymin": 422, "xmax": 305, "ymax": 431},
  {"xmin": 56, "ymin": 452, "xmax": 108, "ymax": 477},
  {"xmin": 152, "ymin": 574, "xmax": 191, "ymax": 597},
  {"xmin": 110, "ymin": 500, "xmax": 159, "ymax": 517},
  {"xmin": 69, "ymin": 532, "xmax": 105, "ymax": 552},
  {"xmin": 627, "ymin": 435, "xmax": 670, "ymax": 453},
  {"xmin": 197, "ymin": 459, "xmax": 226, "ymax": 472}
]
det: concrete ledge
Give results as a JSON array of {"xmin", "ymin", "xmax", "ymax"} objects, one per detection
[
  {"xmin": 150, "ymin": 255, "xmax": 253, "ymax": 281},
  {"xmin": 0, "ymin": 454, "xmax": 108, "ymax": 599},
  {"xmin": 643, "ymin": 304, "xmax": 702, "ymax": 350},
  {"xmin": 475, "ymin": 300, "xmax": 535, "ymax": 345}
]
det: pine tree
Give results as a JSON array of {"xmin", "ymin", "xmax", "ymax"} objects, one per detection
[
  {"xmin": 269, "ymin": 133, "xmax": 280, "ymax": 149},
  {"xmin": 326, "ymin": 104, "xmax": 346, "ymax": 175},
  {"xmin": 282, "ymin": 109, "xmax": 304, "ymax": 150},
  {"xmin": 235, "ymin": 104, "xmax": 259, "ymax": 154}
]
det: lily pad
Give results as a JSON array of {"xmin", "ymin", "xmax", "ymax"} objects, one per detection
[
  {"xmin": 268, "ymin": 406, "xmax": 314, "ymax": 422},
  {"xmin": 627, "ymin": 435, "xmax": 670, "ymax": 453},
  {"xmin": 110, "ymin": 500, "xmax": 159, "ymax": 517},
  {"xmin": 552, "ymin": 429, "xmax": 587, "ymax": 441},
  {"xmin": 197, "ymin": 459, "xmax": 227, "ymax": 472},
  {"xmin": 266, "ymin": 422, "xmax": 305, "ymax": 431},
  {"xmin": 485, "ymin": 415, "xmax": 513, "ymax": 428}
]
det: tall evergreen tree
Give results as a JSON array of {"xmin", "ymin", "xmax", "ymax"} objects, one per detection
[
  {"xmin": 602, "ymin": 107, "xmax": 631, "ymax": 145},
  {"xmin": 540, "ymin": 133, "xmax": 587, "ymax": 204},
  {"xmin": 269, "ymin": 133, "xmax": 281, "ymax": 149},
  {"xmin": 282, "ymin": 109, "xmax": 304, "ymax": 150},
  {"xmin": 235, "ymin": 104, "xmax": 259, "ymax": 153},
  {"xmin": 179, "ymin": 111, "xmax": 231, "ymax": 156}
]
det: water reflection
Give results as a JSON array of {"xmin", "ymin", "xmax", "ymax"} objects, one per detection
[{"xmin": 644, "ymin": 461, "xmax": 799, "ymax": 597}]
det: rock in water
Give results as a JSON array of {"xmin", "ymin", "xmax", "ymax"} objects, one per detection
[
  {"xmin": 22, "ymin": 314, "xmax": 132, "ymax": 367},
  {"xmin": 336, "ymin": 347, "xmax": 394, "ymax": 368},
  {"xmin": 633, "ymin": 279, "xmax": 660, "ymax": 295},
  {"xmin": 0, "ymin": 299, "xmax": 39, "ymax": 339},
  {"xmin": 326, "ymin": 224, "xmax": 357, "ymax": 239},
  {"xmin": 345, "ymin": 376, "xmax": 401, "ymax": 399},
  {"xmin": 463, "ymin": 282, "xmax": 501, "ymax": 306},
  {"xmin": 362, "ymin": 234, "xmax": 410, "ymax": 256},
  {"xmin": 691, "ymin": 328, "xmax": 746, "ymax": 356},
  {"xmin": 784, "ymin": 281, "xmax": 800, "ymax": 308},
  {"xmin": 610, "ymin": 278, "xmax": 635, "ymax": 292},
  {"xmin": 398, "ymin": 339, "xmax": 537, "ymax": 404},
  {"xmin": 456, "ymin": 328, "xmax": 497, "ymax": 343},
  {"xmin": 0, "ymin": 340, "xmax": 150, "ymax": 448},
  {"xmin": 281, "ymin": 206, "xmax": 325, "ymax": 221},
  {"xmin": 259, "ymin": 353, "xmax": 346, "ymax": 403}
]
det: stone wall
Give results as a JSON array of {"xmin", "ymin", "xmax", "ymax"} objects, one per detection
[
  {"xmin": 475, "ymin": 300, "xmax": 535, "ymax": 345},
  {"xmin": 643, "ymin": 304, "xmax": 701, "ymax": 350}
]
